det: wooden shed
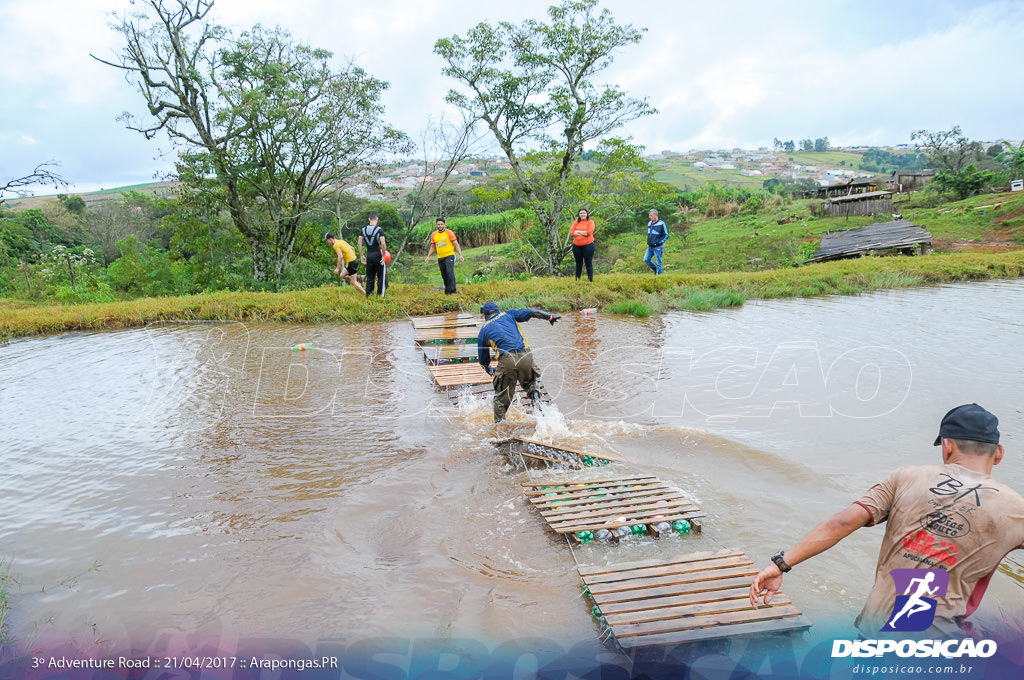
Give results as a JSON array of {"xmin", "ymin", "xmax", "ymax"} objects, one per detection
[
  {"xmin": 888, "ymin": 169, "xmax": 937, "ymax": 193},
  {"xmin": 821, "ymin": 190, "xmax": 894, "ymax": 218}
]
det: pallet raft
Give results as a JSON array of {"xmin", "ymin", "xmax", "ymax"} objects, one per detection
[
  {"xmin": 428, "ymin": 363, "xmax": 493, "ymax": 388},
  {"xmin": 421, "ymin": 343, "xmax": 486, "ymax": 365},
  {"xmin": 495, "ymin": 436, "xmax": 617, "ymax": 469},
  {"xmin": 414, "ymin": 325, "xmax": 481, "ymax": 344},
  {"xmin": 410, "ymin": 312, "xmax": 481, "ymax": 330},
  {"xmin": 579, "ymin": 550, "xmax": 811, "ymax": 648},
  {"xmin": 522, "ymin": 474, "xmax": 705, "ymax": 542}
]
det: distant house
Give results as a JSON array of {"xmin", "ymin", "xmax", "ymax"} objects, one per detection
[
  {"xmin": 819, "ymin": 190, "xmax": 894, "ymax": 218},
  {"xmin": 888, "ymin": 169, "xmax": 937, "ymax": 193},
  {"xmin": 801, "ymin": 177, "xmax": 882, "ymax": 200}
]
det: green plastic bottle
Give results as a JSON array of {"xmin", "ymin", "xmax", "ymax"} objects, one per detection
[
  {"xmin": 575, "ymin": 530, "xmax": 594, "ymax": 543},
  {"xmin": 673, "ymin": 519, "xmax": 691, "ymax": 534},
  {"xmin": 292, "ymin": 342, "xmax": 314, "ymax": 351}
]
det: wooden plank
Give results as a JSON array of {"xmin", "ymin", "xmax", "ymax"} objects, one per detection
[
  {"xmin": 522, "ymin": 476, "xmax": 660, "ymax": 496},
  {"xmin": 414, "ymin": 326, "xmax": 481, "ymax": 343},
  {"xmin": 585, "ymin": 559, "xmax": 755, "ymax": 591},
  {"xmin": 616, "ymin": 616, "xmax": 812, "ymax": 649},
  {"xmin": 578, "ymin": 549, "xmax": 739, "ymax": 577},
  {"xmin": 428, "ymin": 363, "xmax": 492, "ymax": 387},
  {"xmin": 587, "ymin": 570, "xmax": 760, "ymax": 604},
  {"xmin": 613, "ymin": 602, "xmax": 805, "ymax": 639},
  {"xmin": 604, "ymin": 595, "xmax": 793, "ymax": 627},
  {"xmin": 409, "ymin": 313, "xmax": 480, "ymax": 329},
  {"xmin": 596, "ymin": 577, "xmax": 757, "ymax": 614},
  {"xmin": 543, "ymin": 506, "xmax": 704, "ymax": 530},
  {"xmin": 535, "ymin": 490, "xmax": 688, "ymax": 515}
]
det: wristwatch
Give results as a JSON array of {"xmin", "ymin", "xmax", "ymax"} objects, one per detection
[{"xmin": 771, "ymin": 550, "xmax": 792, "ymax": 573}]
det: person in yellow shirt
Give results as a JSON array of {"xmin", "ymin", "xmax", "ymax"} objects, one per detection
[
  {"xmin": 424, "ymin": 218, "xmax": 464, "ymax": 295},
  {"xmin": 324, "ymin": 232, "xmax": 365, "ymax": 294}
]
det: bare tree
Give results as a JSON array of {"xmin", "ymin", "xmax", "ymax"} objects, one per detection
[
  {"xmin": 390, "ymin": 112, "xmax": 482, "ymax": 263},
  {"xmin": 0, "ymin": 161, "xmax": 68, "ymax": 206},
  {"xmin": 911, "ymin": 126, "xmax": 983, "ymax": 175}
]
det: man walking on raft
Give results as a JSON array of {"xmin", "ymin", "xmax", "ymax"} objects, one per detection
[{"xmin": 477, "ymin": 301, "xmax": 560, "ymax": 423}]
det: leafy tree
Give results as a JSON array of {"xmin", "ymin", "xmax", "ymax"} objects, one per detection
[
  {"xmin": 435, "ymin": 0, "xmax": 655, "ymax": 274},
  {"xmin": 995, "ymin": 139, "xmax": 1024, "ymax": 180},
  {"xmin": 96, "ymin": 0, "xmax": 409, "ymax": 283},
  {"xmin": 783, "ymin": 140, "xmax": 796, "ymax": 153},
  {"xmin": 57, "ymin": 194, "xmax": 87, "ymax": 215},
  {"xmin": 986, "ymin": 143, "xmax": 1003, "ymax": 158},
  {"xmin": 911, "ymin": 126, "xmax": 983, "ymax": 175},
  {"xmin": 800, "ymin": 138, "xmax": 814, "ymax": 152},
  {"xmin": 772, "ymin": 138, "xmax": 783, "ymax": 151},
  {"xmin": 814, "ymin": 137, "xmax": 830, "ymax": 152},
  {"xmin": 932, "ymin": 164, "xmax": 997, "ymax": 199}
]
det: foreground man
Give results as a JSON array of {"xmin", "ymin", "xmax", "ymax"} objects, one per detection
[
  {"xmin": 749, "ymin": 403, "xmax": 1024, "ymax": 637},
  {"xmin": 477, "ymin": 301, "xmax": 560, "ymax": 423}
]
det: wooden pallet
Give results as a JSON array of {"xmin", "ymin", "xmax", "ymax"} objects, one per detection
[
  {"xmin": 409, "ymin": 312, "xmax": 481, "ymax": 330},
  {"xmin": 414, "ymin": 326, "xmax": 481, "ymax": 344},
  {"xmin": 428, "ymin": 363, "xmax": 493, "ymax": 387},
  {"xmin": 495, "ymin": 437, "xmax": 617, "ymax": 469},
  {"xmin": 579, "ymin": 550, "xmax": 811, "ymax": 648},
  {"xmin": 420, "ymin": 343, "xmax": 487, "ymax": 365},
  {"xmin": 521, "ymin": 475, "xmax": 704, "ymax": 541}
]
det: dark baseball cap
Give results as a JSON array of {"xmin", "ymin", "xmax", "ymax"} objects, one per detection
[
  {"xmin": 934, "ymin": 403, "xmax": 1000, "ymax": 445},
  {"xmin": 480, "ymin": 301, "xmax": 499, "ymax": 315}
]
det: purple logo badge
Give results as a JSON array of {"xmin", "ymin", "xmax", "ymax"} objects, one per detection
[{"xmin": 881, "ymin": 569, "xmax": 950, "ymax": 632}]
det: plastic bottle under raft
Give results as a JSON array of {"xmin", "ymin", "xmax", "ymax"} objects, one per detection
[{"xmin": 673, "ymin": 519, "xmax": 692, "ymax": 534}]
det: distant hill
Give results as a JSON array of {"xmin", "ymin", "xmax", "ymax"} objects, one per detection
[{"xmin": 3, "ymin": 180, "xmax": 178, "ymax": 211}]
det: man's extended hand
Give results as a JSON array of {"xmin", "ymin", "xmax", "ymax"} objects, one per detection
[
  {"xmin": 548, "ymin": 314, "xmax": 561, "ymax": 325},
  {"xmin": 748, "ymin": 564, "xmax": 783, "ymax": 609}
]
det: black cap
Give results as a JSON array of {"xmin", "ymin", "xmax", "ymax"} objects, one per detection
[
  {"xmin": 324, "ymin": 232, "xmax": 335, "ymax": 241},
  {"xmin": 934, "ymin": 403, "xmax": 1000, "ymax": 446}
]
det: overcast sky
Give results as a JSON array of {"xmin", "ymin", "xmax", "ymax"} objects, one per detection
[{"xmin": 2, "ymin": 0, "xmax": 1023, "ymax": 195}]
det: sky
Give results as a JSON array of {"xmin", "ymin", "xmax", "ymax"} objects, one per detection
[{"xmin": 1, "ymin": 0, "xmax": 1023, "ymax": 195}]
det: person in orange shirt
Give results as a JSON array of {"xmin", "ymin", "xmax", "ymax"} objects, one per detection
[
  {"xmin": 571, "ymin": 207, "xmax": 596, "ymax": 282},
  {"xmin": 424, "ymin": 217, "xmax": 464, "ymax": 295}
]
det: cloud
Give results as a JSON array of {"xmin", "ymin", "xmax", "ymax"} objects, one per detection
[{"xmin": 2, "ymin": 0, "xmax": 1022, "ymax": 192}]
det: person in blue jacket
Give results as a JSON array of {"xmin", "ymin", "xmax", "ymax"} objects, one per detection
[
  {"xmin": 643, "ymin": 208, "xmax": 669, "ymax": 274},
  {"xmin": 477, "ymin": 301, "xmax": 561, "ymax": 422}
]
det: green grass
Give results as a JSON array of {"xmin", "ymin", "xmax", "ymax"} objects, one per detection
[
  {"xmin": 787, "ymin": 150, "xmax": 864, "ymax": 166},
  {"xmin": 3, "ymin": 250, "xmax": 1023, "ymax": 340}
]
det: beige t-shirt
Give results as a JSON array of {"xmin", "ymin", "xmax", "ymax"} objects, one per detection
[{"xmin": 854, "ymin": 463, "xmax": 1024, "ymax": 636}]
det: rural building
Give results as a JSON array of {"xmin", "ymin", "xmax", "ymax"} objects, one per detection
[
  {"xmin": 802, "ymin": 177, "xmax": 882, "ymax": 200},
  {"xmin": 888, "ymin": 169, "xmax": 937, "ymax": 193},
  {"xmin": 815, "ymin": 189, "xmax": 894, "ymax": 218}
]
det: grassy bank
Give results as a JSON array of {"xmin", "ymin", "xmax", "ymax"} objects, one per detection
[{"xmin": 3, "ymin": 250, "xmax": 1023, "ymax": 340}]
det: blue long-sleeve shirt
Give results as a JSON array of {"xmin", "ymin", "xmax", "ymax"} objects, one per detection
[{"xmin": 477, "ymin": 308, "xmax": 551, "ymax": 369}]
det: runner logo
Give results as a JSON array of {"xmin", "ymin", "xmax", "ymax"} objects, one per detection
[{"xmin": 881, "ymin": 569, "xmax": 949, "ymax": 632}]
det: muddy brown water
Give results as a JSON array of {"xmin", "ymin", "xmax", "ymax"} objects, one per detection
[{"xmin": 1, "ymin": 280, "xmax": 1022, "ymax": 661}]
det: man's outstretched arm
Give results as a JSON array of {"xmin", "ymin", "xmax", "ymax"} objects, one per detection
[{"xmin": 749, "ymin": 503, "xmax": 872, "ymax": 608}]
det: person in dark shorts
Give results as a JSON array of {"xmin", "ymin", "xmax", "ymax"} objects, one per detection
[
  {"xmin": 324, "ymin": 232, "xmax": 365, "ymax": 294},
  {"xmin": 358, "ymin": 212, "xmax": 388, "ymax": 298}
]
